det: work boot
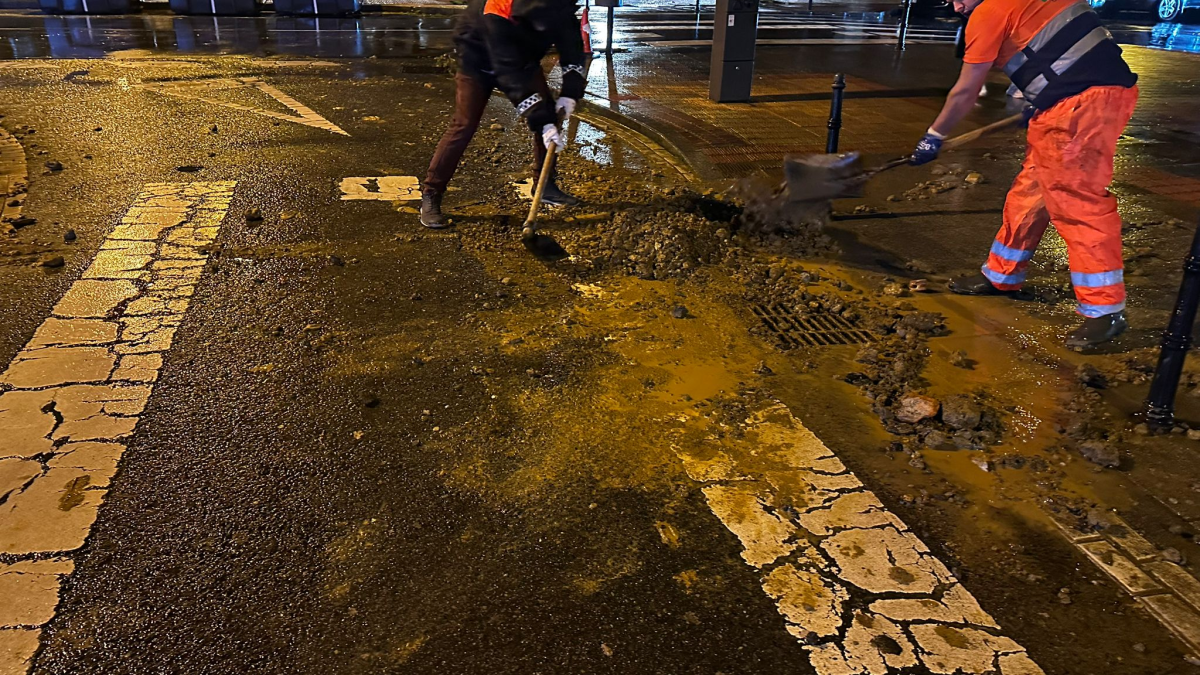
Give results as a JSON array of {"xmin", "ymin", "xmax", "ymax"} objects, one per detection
[
  {"xmin": 540, "ymin": 179, "xmax": 582, "ymax": 207},
  {"xmin": 1065, "ymin": 310, "xmax": 1128, "ymax": 349},
  {"xmin": 419, "ymin": 192, "xmax": 449, "ymax": 229},
  {"xmin": 948, "ymin": 272, "xmax": 1011, "ymax": 296}
]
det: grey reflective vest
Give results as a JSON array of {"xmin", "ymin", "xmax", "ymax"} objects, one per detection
[{"xmin": 1002, "ymin": 1, "xmax": 1137, "ymax": 110}]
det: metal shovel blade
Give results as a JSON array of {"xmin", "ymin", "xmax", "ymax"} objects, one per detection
[
  {"xmin": 783, "ymin": 151, "xmax": 869, "ymax": 204},
  {"xmin": 522, "ymin": 232, "xmax": 569, "ymax": 262}
]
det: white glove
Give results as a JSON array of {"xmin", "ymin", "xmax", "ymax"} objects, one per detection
[
  {"xmin": 542, "ymin": 124, "xmax": 565, "ymax": 151},
  {"xmin": 555, "ymin": 97, "xmax": 577, "ymax": 121}
]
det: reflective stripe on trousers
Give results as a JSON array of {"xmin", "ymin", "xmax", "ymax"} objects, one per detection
[{"xmin": 981, "ymin": 85, "xmax": 1138, "ymax": 318}]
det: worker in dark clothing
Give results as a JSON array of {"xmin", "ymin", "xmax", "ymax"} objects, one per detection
[{"xmin": 420, "ymin": 0, "xmax": 586, "ymax": 229}]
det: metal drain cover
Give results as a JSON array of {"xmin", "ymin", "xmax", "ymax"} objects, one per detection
[{"xmin": 752, "ymin": 303, "xmax": 872, "ymax": 348}]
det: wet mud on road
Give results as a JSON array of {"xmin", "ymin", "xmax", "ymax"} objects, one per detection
[{"xmin": 2, "ymin": 27, "xmax": 1200, "ymax": 675}]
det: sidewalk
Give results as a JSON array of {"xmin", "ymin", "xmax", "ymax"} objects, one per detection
[{"xmin": 580, "ymin": 38, "xmax": 1200, "ymax": 198}]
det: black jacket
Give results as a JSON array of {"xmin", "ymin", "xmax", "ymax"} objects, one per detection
[{"xmin": 453, "ymin": 0, "xmax": 586, "ymax": 131}]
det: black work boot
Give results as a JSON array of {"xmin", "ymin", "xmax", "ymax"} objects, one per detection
[
  {"xmin": 948, "ymin": 272, "xmax": 1012, "ymax": 296},
  {"xmin": 419, "ymin": 192, "xmax": 449, "ymax": 229},
  {"xmin": 540, "ymin": 179, "xmax": 582, "ymax": 207},
  {"xmin": 1066, "ymin": 310, "xmax": 1128, "ymax": 349}
]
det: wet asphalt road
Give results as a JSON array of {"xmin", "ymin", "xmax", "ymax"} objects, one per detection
[
  {"xmin": 0, "ymin": 56, "xmax": 812, "ymax": 673},
  {"xmin": 3, "ymin": 8, "xmax": 1200, "ymax": 675}
]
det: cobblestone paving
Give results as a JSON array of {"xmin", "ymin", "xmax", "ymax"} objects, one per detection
[{"xmin": 0, "ymin": 182, "xmax": 235, "ymax": 674}]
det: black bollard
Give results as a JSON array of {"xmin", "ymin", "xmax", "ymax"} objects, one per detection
[
  {"xmin": 606, "ymin": 5, "xmax": 615, "ymax": 54},
  {"xmin": 595, "ymin": 0, "xmax": 618, "ymax": 55},
  {"xmin": 826, "ymin": 73, "xmax": 845, "ymax": 154},
  {"xmin": 1145, "ymin": 219, "xmax": 1200, "ymax": 429},
  {"xmin": 897, "ymin": 0, "xmax": 912, "ymax": 51}
]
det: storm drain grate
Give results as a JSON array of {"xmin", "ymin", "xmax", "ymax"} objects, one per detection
[{"xmin": 752, "ymin": 303, "xmax": 873, "ymax": 349}]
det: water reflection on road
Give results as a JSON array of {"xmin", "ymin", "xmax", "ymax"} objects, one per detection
[
  {"xmin": 1110, "ymin": 19, "xmax": 1200, "ymax": 53},
  {"xmin": 0, "ymin": 6, "xmax": 1196, "ymax": 60},
  {"xmin": 0, "ymin": 13, "xmax": 457, "ymax": 59}
]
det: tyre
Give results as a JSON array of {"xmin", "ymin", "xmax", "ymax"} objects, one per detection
[{"xmin": 1157, "ymin": 0, "xmax": 1184, "ymax": 21}]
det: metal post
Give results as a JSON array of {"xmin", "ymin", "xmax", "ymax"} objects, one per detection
[
  {"xmin": 708, "ymin": 0, "xmax": 759, "ymax": 103},
  {"xmin": 826, "ymin": 73, "xmax": 845, "ymax": 154},
  {"xmin": 896, "ymin": 0, "xmax": 912, "ymax": 51},
  {"xmin": 1145, "ymin": 218, "xmax": 1200, "ymax": 429},
  {"xmin": 606, "ymin": 5, "xmax": 615, "ymax": 55}
]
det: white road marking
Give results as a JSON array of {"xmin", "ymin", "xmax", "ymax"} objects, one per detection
[
  {"xmin": 0, "ymin": 182, "xmax": 235, "ymax": 675},
  {"xmin": 512, "ymin": 178, "xmax": 534, "ymax": 200},
  {"xmin": 677, "ymin": 401, "xmax": 1043, "ymax": 674},
  {"xmin": 137, "ymin": 77, "xmax": 349, "ymax": 136},
  {"xmin": 338, "ymin": 175, "xmax": 420, "ymax": 201}
]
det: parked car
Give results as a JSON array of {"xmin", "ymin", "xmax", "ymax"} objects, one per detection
[{"xmin": 1088, "ymin": 0, "xmax": 1197, "ymax": 22}]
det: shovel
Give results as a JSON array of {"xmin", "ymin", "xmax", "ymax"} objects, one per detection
[
  {"xmin": 784, "ymin": 112, "xmax": 1025, "ymax": 209},
  {"xmin": 520, "ymin": 143, "xmax": 570, "ymax": 261}
]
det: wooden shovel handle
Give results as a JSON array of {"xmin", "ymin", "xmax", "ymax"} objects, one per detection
[
  {"xmin": 523, "ymin": 144, "xmax": 558, "ymax": 229},
  {"xmin": 942, "ymin": 112, "xmax": 1026, "ymax": 151}
]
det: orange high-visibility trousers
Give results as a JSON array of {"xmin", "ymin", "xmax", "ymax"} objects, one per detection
[{"xmin": 981, "ymin": 85, "xmax": 1138, "ymax": 318}]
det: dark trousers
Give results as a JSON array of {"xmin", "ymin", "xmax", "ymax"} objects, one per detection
[{"xmin": 423, "ymin": 70, "xmax": 554, "ymax": 196}]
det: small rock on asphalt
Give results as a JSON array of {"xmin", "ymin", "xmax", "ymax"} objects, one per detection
[
  {"xmin": 176, "ymin": 165, "xmax": 204, "ymax": 173},
  {"xmin": 671, "ymin": 305, "xmax": 689, "ymax": 319},
  {"xmin": 63, "ymin": 229, "xmax": 76, "ymax": 242},
  {"xmin": 44, "ymin": 160, "xmax": 63, "ymax": 171},
  {"xmin": 1187, "ymin": 429, "xmax": 1200, "ymax": 441},
  {"xmin": 923, "ymin": 430, "xmax": 950, "ymax": 450},
  {"xmin": 1163, "ymin": 547, "xmax": 1186, "ymax": 565},
  {"xmin": 1078, "ymin": 440, "xmax": 1120, "ymax": 468},
  {"xmin": 490, "ymin": 123, "xmax": 504, "ymax": 131},
  {"xmin": 964, "ymin": 171, "xmax": 985, "ymax": 185},
  {"xmin": 895, "ymin": 394, "xmax": 940, "ymax": 424},
  {"xmin": 1057, "ymin": 588, "xmax": 1072, "ymax": 605},
  {"xmin": 949, "ymin": 350, "xmax": 972, "ymax": 369},
  {"xmin": 328, "ymin": 255, "xmax": 345, "ymax": 267},
  {"xmin": 1077, "ymin": 363, "xmax": 1107, "ymax": 388},
  {"xmin": 245, "ymin": 208, "xmax": 264, "ymax": 221},
  {"xmin": 942, "ymin": 396, "xmax": 982, "ymax": 431},
  {"xmin": 40, "ymin": 255, "xmax": 64, "ymax": 268}
]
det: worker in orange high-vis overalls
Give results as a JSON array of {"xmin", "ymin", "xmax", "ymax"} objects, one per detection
[{"xmin": 910, "ymin": 0, "xmax": 1138, "ymax": 348}]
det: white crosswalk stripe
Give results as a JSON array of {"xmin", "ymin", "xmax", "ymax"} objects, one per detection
[{"xmin": 593, "ymin": 13, "xmax": 960, "ymax": 46}]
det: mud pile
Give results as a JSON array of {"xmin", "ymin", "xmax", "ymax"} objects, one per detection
[
  {"xmin": 549, "ymin": 164, "xmax": 831, "ymax": 280},
  {"xmin": 566, "ymin": 203, "xmax": 730, "ymax": 280},
  {"xmin": 841, "ymin": 307, "xmax": 1005, "ymax": 457}
]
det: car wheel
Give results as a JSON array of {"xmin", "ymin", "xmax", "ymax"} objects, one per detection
[{"xmin": 1157, "ymin": 0, "xmax": 1184, "ymax": 21}]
